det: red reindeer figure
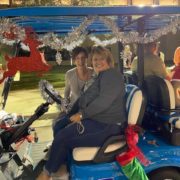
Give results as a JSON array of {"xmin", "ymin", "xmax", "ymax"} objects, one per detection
[{"xmin": 0, "ymin": 27, "xmax": 51, "ymax": 84}]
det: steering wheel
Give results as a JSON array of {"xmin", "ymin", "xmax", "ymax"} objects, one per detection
[
  {"xmin": 1, "ymin": 80, "xmax": 64, "ymax": 149},
  {"xmin": 39, "ymin": 80, "xmax": 63, "ymax": 105}
]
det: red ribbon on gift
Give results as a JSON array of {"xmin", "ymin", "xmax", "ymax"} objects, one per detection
[{"xmin": 116, "ymin": 125, "xmax": 150, "ymax": 166}]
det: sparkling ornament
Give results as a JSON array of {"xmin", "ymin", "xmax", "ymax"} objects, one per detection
[{"xmin": 56, "ymin": 52, "xmax": 62, "ymax": 65}]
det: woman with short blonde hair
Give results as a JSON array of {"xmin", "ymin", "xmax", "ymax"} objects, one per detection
[
  {"xmin": 38, "ymin": 46, "xmax": 126, "ymax": 180},
  {"xmin": 89, "ymin": 46, "xmax": 114, "ymax": 68}
]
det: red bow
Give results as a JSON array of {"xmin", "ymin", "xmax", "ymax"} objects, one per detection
[{"xmin": 116, "ymin": 125, "xmax": 150, "ymax": 166}]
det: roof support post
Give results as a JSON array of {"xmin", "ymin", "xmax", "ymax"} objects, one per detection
[
  {"xmin": 116, "ymin": 15, "xmax": 124, "ymax": 74},
  {"xmin": 117, "ymin": 41, "xmax": 124, "ymax": 74},
  {"xmin": 127, "ymin": 0, "xmax": 133, "ymax": 5},
  {"xmin": 153, "ymin": 0, "xmax": 160, "ymax": 5},
  {"xmin": 9, "ymin": 0, "xmax": 13, "ymax": 7},
  {"xmin": 137, "ymin": 19, "xmax": 145, "ymax": 88}
]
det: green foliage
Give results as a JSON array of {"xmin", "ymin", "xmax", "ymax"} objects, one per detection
[
  {"xmin": 12, "ymin": 0, "xmax": 109, "ymax": 6},
  {"xmin": 80, "ymin": 0, "xmax": 109, "ymax": 6}
]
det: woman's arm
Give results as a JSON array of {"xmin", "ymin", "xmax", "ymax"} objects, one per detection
[{"xmin": 64, "ymin": 72, "xmax": 71, "ymax": 101}]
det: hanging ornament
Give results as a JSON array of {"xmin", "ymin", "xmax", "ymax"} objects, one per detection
[{"xmin": 56, "ymin": 52, "xmax": 62, "ymax": 65}]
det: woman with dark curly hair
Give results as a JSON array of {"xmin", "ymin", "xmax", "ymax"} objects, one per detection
[{"xmin": 64, "ymin": 46, "xmax": 93, "ymax": 106}]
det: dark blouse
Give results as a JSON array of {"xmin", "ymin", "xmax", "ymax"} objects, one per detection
[{"xmin": 79, "ymin": 68, "xmax": 126, "ymax": 125}]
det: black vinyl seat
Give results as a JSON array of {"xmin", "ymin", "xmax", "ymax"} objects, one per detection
[
  {"xmin": 143, "ymin": 75, "xmax": 180, "ymax": 145},
  {"xmin": 124, "ymin": 71, "xmax": 138, "ymax": 85}
]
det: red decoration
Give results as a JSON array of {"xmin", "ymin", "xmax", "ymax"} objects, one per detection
[
  {"xmin": 3, "ymin": 26, "xmax": 18, "ymax": 39},
  {"xmin": 116, "ymin": 125, "xmax": 150, "ymax": 166},
  {"xmin": 0, "ymin": 27, "xmax": 51, "ymax": 84}
]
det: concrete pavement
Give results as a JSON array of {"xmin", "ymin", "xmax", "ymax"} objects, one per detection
[{"xmin": 0, "ymin": 86, "xmax": 64, "ymax": 142}]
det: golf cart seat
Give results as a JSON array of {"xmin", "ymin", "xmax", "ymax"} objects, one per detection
[
  {"xmin": 143, "ymin": 76, "xmax": 180, "ymax": 145},
  {"xmin": 124, "ymin": 71, "xmax": 138, "ymax": 85},
  {"xmin": 72, "ymin": 84, "xmax": 144, "ymax": 163}
]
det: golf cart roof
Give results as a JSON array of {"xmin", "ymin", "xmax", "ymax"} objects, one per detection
[
  {"xmin": 0, "ymin": 6, "xmax": 179, "ymax": 35},
  {"xmin": 0, "ymin": 5, "xmax": 179, "ymax": 108}
]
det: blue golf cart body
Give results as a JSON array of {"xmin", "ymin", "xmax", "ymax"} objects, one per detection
[{"xmin": 70, "ymin": 131, "xmax": 180, "ymax": 179}]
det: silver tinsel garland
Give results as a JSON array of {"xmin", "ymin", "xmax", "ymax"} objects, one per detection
[
  {"xmin": 0, "ymin": 16, "xmax": 179, "ymax": 52},
  {"xmin": 0, "ymin": 18, "xmax": 25, "ymax": 42},
  {"xmin": 39, "ymin": 80, "xmax": 72, "ymax": 113}
]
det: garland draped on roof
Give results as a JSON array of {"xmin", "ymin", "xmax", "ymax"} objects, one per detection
[{"xmin": 0, "ymin": 15, "xmax": 179, "ymax": 51}]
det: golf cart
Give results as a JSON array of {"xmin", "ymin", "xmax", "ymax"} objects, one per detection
[{"xmin": 0, "ymin": 5, "xmax": 179, "ymax": 180}]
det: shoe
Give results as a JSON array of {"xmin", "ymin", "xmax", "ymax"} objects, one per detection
[
  {"xmin": 43, "ymin": 149, "xmax": 50, "ymax": 161},
  {"xmin": 44, "ymin": 142, "xmax": 52, "ymax": 152},
  {"xmin": 52, "ymin": 165, "xmax": 69, "ymax": 180},
  {"xmin": 36, "ymin": 171, "xmax": 52, "ymax": 180},
  {"xmin": 52, "ymin": 173, "xmax": 69, "ymax": 180}
]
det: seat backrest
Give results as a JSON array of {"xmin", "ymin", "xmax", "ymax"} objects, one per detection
[
  {"xmin": 124, "ymin": 71, "xmax": 138, "ymax": 85},
  {"xmin": 125, "ymin": 84, "xmax": 145, "ymax": 125},
  {"xmin": 171, "ymin": 79, "xmax": 180, "ymax": 108},
  {"xmin": 143, "ymin": 76, "xmax": 175, "ymax": 110}
]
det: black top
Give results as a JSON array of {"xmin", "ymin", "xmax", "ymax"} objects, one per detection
[{"xmin": 79, "ymin": 68, "xmax": 126, "ymax": 125}]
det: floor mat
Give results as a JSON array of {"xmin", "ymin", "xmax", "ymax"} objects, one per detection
[{"xmin": 29, "ymin": 141, "xmax": 51, "ymax": 165}]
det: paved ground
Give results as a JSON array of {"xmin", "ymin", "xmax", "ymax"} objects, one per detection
[{"xmin": 0, "ymin": 85, "xmax": 64, "ymax": 142}]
